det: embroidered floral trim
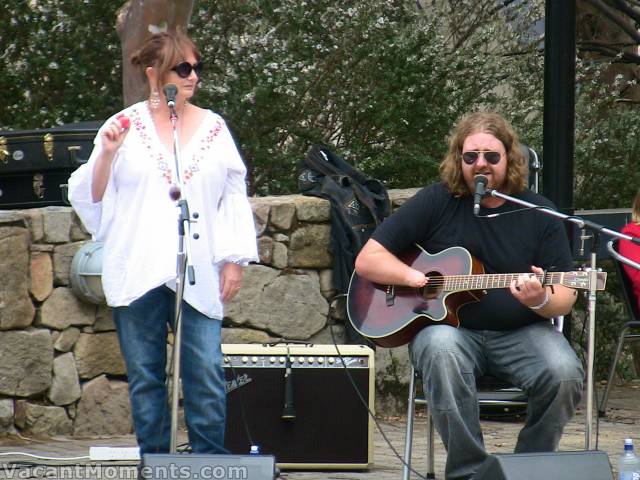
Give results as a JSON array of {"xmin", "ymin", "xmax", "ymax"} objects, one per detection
[
  {"xmin": 182, "ymin": 118, "xmax": 224, "ymax": 182},
  {"xmin": 135, "ymin": 105, "xmax": 225, "ymax": 186}
]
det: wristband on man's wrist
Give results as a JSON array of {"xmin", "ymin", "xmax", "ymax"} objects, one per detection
[{"xmin": 530, "ymin": 291, "xmax": 550, "ymax": 310}]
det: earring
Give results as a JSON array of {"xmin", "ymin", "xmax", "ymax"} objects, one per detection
[{"xmin": 149, "ymin": 89, "xmax": 160, "ymax": 110}]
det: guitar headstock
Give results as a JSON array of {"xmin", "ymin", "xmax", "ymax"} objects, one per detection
[{"xmin": 561, "ymin": 271, "xmax": 607, "ymax": 290}]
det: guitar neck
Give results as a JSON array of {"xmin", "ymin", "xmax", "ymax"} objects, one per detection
[{"xmin": 445, "ymin": 272, "xmax": 564, "ymax": 291}]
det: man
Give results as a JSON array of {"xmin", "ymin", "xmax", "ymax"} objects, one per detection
[{"xmin": 355, "ymin": 112, "xmax": 584, "ymax": 480}]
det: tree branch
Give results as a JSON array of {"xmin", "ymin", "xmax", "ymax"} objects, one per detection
[
  {"xmin": 584, "ymin": 0, "xmax": 640, "ymax": 44},
  {"xmin": 609, "ymin": 0, "xmax": 640, "ymax": 24},
  {"xmin": 579, "ymin": 41, "xmax": 640, "ymax": 63}
]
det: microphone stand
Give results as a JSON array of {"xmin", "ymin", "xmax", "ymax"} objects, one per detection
[
  {"xmin": 166, "ymin": 94, "xmax": 199, "ymax": 454},
  {"xmin": 484, "ymin": 188, "xmax": 639, "ymax": 450}
]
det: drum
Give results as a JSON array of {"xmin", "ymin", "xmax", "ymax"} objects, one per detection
[{"xmin": 70, "ymin": 241, "xmax": 105, "ymax": 304}]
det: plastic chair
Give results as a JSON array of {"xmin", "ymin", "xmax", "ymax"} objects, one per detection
[{"xmin": 598, "ymin": 240, "xmax": 640, "ymax": 416}]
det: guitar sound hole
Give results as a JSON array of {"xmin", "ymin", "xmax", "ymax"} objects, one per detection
[{"xmin": 421, "ymin": 272, "xmax": 443, "ymax": 299}]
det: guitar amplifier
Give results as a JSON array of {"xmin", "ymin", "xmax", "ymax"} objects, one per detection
[
  {"xmin": 221, "ymin": 343, "xmax": 374, "ymax": 470},
  {"xmin": 0, "ymin": 121, "xmax": 100, "ymax": 208}
]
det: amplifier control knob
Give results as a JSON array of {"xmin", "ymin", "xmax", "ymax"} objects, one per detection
[
  {"xmin": 279, "ymin": 356, "xmax": 286, "ymax": 364},
  {"xmin": 317, "ymin": 357, "xmax": 324, "ymax": 364},
  {"xmin": 224, "ymin": 357, "xmax": 230, "ymax": 363},
  {"xmin": 298, "ymin": 357, "xmax": 305, "ymax": 364},
  {"xmin": 252, "ymin": 356, "xmax": 258, "ymax": 364},
  {"xmin": 307, "ymin": 357, "xmax": 314, "ymax": 364},
  {"xmin": 328, "ymin": 357, "xmax": 335, "ymax": 364},
  {"xmin": 241, "ymin": 356, "xmax": 248, "ymax": 364},
  {"xmin": 269, "ymin": 356, "xmax": 276, "ymax": 364}
]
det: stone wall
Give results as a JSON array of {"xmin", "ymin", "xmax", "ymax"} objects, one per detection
[{"xmin": 0, "ymin": 189, "xmax": 419, "ymax": 437}]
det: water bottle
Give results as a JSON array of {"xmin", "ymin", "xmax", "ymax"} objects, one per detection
[
  {"xmin": 619, "ymin": 438, "xmax": 640, "ymax": 480},
  {"xmin": 249, "ymin": 445, "xmax": 260, "ymax": 455}
]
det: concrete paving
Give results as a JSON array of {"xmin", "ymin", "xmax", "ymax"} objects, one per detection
[{"xmin": 1, "ymin": 383, "xmax": 638, "ymax": 479}]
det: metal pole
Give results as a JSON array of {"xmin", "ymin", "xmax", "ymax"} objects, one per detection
[{"xmin": 543, "ymin": 0, "xmax": 575, "ymax": 209}]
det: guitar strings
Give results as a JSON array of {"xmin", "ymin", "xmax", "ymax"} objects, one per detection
[{"xmin": 382, "ymin": 272, "xmax": 568, "ymax": 291}]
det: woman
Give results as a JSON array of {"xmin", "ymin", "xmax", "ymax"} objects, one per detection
[
  {"xmin": 68, "ymin": 31, "xmax": 258, "ymax": 455},
  {"xmin": 620, "ymin": 189, "xmax": 640, "ymax": 311}
]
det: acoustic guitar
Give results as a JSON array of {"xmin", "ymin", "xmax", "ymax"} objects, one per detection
[{"xmin": 347, "ymin": 245, "xmax": 607, "ymax": 348}]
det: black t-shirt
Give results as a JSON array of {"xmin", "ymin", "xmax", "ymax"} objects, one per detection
[{"xmin": 371, "ymin": 182, "xmax": 574, "ymax": 330}]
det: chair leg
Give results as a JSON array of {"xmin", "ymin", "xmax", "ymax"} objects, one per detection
[
  {"xmin": 403, "ymin": 365, "xmax": 417, "ymax": 480},
  {"xmin": 426, "ymin": 406, "xmax": 436, "ymax": 479},
  {"xmin": 598, "ymin": 324, "xmax": 632, "ymax": 416}
]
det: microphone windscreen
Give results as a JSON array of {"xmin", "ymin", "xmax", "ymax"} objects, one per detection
[{"xmin": 163, "ymin": 83, "xmax": 178, "ymax": 102}]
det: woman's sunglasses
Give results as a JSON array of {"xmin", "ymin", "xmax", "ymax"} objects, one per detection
[
  {"xmin": 462, "ymin": 151, "xmax": 502, "ymax": 165},
  {"xmin": 171, "ymin": 61, "xmax": 204, "ymax": 79}
]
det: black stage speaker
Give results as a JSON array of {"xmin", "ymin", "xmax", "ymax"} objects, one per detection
[
  {"xmin": 221, "ymin": 343, "xmax": 374, "ymax": 469},
  {"xmin": 141, "ymin": 453, "xmax": 276, "ymax": 480},
  {"xmin": 471, "ymin": 451, "xmax": 613, "ymax": 480}
]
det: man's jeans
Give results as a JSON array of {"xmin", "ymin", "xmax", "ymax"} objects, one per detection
[
  {"xmin": 409, "ymin": 322, "xmax": 584, "ymax": 480},
  {"xmin": 113, "ymin": 286, "xmax": 226, "ymax": 455}
]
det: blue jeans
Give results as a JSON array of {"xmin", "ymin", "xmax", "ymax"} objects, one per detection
[
  {"xmin": 113, "ymin": 286, "xmax": 226, "ymax": 455},
  {"xmin": 409, "ymin": 322, "xmax": 584, "ymax": 480}
]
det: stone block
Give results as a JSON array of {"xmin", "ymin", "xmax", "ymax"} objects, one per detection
[
  {"xmin": 74, "ymin": 375, "xmax": 132, "ymax": 436},
  {"xmin": 93, "ymin": 305, "xmax": 115, "ymax": 332},
  {"xmin": 0, "ymin": 399, "xmax": 14, "ymax": 434},
  {"xmin": 0, "ymin": 329, "xmax": 53, "ymax": 397},
  {"xmin": 74, "ymin": 332, "xmax": 126, "ymax": 379},
  {"xmin": 53, "ymin": 241, "xmax": 84, "ymax": 286},
  {"xmin": 296, "ymin": 196, "xmax": 331, "ymax": 222},
  {"xmin": 272, "ymin": 242, "xmax": 288, "ymax": 269},
  {"xmin": 0, "ymin": 227, "xmax": 35, "ymax": 330},
  {"xmin": 257, "ymin": 236, "xmax": 273, "ymax": 265},
  {"xmin": 222, "ymin": 327, "xmax": 275, "ymax": 344},
  {"xmin": 30, "ymin": 251, "xmax": 53, "ymax": 302},
  {"xmin": 268, "ymin": 198, "xmax": 297, "ymax": 231},
  {"xmin": 15, "ymin": 401, "xmax": 72, "ymax": 435},
  {"xmin": 40, "ymin": 287, "xmax": 96, "ymax": 330},
  {"xmin": 42, "ymin": 206, "xmax": 74, "ymax": 243},
  {"xmin": 226, "ymin": 265, "xmax": 328, "ymax": 339},
  {"xmin": 54, "ymin": 327, "xmax": 81, "ymax": 352},
  {"xmin": 289, "ymin": 224, "xmax": 332, "ymax": 268},
  {"xmin": 19, "ymin": 209, "xmax": 44, "ymax": 242},
  {"xmin": 250, "ymin": 201, "xmax": 269, "ymax": 236},
  {"xmin": 48, "ymin": 352, "xmax": 81, "ymax": 406}
]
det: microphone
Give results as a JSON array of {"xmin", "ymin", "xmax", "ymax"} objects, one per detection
[
  {"xmin": 281, "ymin": 351, "xmax": 296, "ymax": 420},
  {"xmin": 473, "ymin": 175, "xmax": 488, "ymax": 216},
  {"xmin": 163, "ymin": 83, "xmax": 178, "ymax": 108}
]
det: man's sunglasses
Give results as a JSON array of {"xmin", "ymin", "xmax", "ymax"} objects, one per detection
[
  {"xmin": 462, "ymin": 151, "xmax": 502, "ymax": 165},
  {"xmin": 171, "ymin": 61, "xmax": 204, "ymax": 78}
]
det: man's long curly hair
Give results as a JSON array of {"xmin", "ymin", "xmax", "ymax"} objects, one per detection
[{"xmin": 439, "ymin": 112, "xmax": 529, "ymax": 196}]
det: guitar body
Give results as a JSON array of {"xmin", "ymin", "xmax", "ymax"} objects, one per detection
[{"xmin": 347, "ymin": 245, "xmax": 486, "ymax": 348}]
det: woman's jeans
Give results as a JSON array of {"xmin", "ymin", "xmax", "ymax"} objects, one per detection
[
  {"xmin": 409, "ymin": 322, "xmax": 584, "ymax": 480},
  {"xmin": 113, "ymin": 286, "xmax": 226, "ymax": 455}
]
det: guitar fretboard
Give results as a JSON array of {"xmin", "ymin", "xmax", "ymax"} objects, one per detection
[{"xmin": 439, "ymin": 273, "xmax": 565, "ymax": 291}]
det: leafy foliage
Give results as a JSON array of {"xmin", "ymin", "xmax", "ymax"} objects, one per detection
[
  {"xmin": 0, "ymin": 1, "xmax": 123, "ymax": 128},
  {"xmin": 1, "ymin": 0, "xmax": 546, "ymax": 195},
  {"xmin": 190, "ymin": 0, "xmax": 546, "ymax": 194}
]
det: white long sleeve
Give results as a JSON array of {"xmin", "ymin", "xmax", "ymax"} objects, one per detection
[{"xmin": 68, "ymin": 101, "xmax": 258, "ymax": 318}]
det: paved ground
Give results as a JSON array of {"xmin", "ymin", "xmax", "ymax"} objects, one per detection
[{"xmin": 1, "ymin": 383, "xmax": 638, "ymax": 479}]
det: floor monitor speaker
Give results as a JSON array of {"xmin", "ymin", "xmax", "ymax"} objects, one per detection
[
  {"xmin": 471, "ymin": 450, "xmax": 613, "ymax": 480},
  {"xmin": 141, "ymin": 453, "xmax": 276, "ymax": 480}
]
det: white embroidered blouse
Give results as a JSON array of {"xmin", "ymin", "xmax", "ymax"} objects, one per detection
[{"xmin": 68, "ymin": 101, "xmax": 259, "ymax": 319}]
